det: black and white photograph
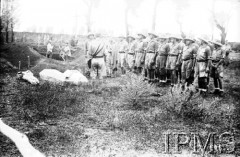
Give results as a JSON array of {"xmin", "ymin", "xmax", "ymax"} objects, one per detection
[{"xmin": 0, "ymin": 0, "xmax": 240, "ymax": 156}]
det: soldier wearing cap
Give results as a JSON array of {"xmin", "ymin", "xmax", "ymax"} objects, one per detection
[
  {"xmin": 88, "ymin": 35, "xmax": 108, "ymax": 79},
  {"xmin": 166, "ymin": 35, "xmax": 182, "ymax": 86},
  {"xmin": 144, "ymin": 32, "xmax": 159, "ymax": 82},
  {"xmin": 210, "ymin": 41, "xmax": 226, "ymax": 94},
  {"xmin": 126, "ymin": 35, "xmax": 137, "ymax": 72},
  {"xmin": 181, "ymin": 37, "xmax": 198, "ymax": 89},
  {"xmin": 118, "ymin": 36, "xmax": 128, "ymax": 75},
  {"xmin": 194, "ymin": 38, "xmax": 211, "ymax": 94},
  {"xmin": 134, "ymin": 33, "xmax": 148, "ymax": 74},
  {"xmin": 155, "ymin": 35, "xmax": 170, "ymax": 83}
]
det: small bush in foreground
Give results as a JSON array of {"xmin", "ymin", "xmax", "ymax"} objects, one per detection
[{"xmin": 119, "ymin": 73, "xmax": 157, "ymax": 110}]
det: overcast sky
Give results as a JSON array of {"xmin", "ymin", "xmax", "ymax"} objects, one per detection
[{"xmin": 14, "ymin": 0, "xmax": 240, "ymax": 42}]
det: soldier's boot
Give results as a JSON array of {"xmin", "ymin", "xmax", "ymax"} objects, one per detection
[
  {"xmin": 218, "ymin": 78, "xmax": 224, "ymax": 96},
  {"xmin": 211, "ymin": 78, "xmax": 219, "ymax": 94},
  {"xmin": 166, "ymin": 70, "xmax": 171, "ymax": 83},
  {"xmin": 144, "ymin": 69, "xmax": 148, "ymax": 81},
  {"xmin": 151, "ymin": 69, "xmax": 156, "ymax": 83},
  {"xmin": 199, "ymin": 77, "xmax": 208, "ymax": 96},
  {"xmin": 155, "ymin": 69, "xmax": 160, "ymax": 82}
]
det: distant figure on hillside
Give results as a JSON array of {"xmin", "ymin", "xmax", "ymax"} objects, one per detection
[
  {"xmin": 46, "ymin": 40, "xmax": 53, "ymax": 58},
  {"xmin": 59, "ymin": 42, "xmax": 71, "ymax": 61}
]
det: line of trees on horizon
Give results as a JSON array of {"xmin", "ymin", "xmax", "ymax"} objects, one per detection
[{"xmin": 1, "ymin": 0, "xmax": 240, "ymax": 45}]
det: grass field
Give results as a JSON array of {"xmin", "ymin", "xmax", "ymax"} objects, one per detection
[{"xmin": 0, "ymin": 43, "xmax": 240, "ymax": 157}]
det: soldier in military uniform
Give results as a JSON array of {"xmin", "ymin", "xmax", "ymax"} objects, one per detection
[
  {"xmin": 134, "ymin": 33, "xmax": 147, "ymax": 74},
  {"xmin": 144, "ymin": 32, "xmax": 158, "ymax": 82},
  {"xmin": 88, "ymin": 35, "xmax": 108, "ymax": 79},
  {"xmin": 46, "ymin": 39, "xmax": 53, "ymax": 58},
  {"xmin": 105, "ymin": 40, "xmax": 114, "ymax": 77},
  {"xmin": 156, "ymin": 35, "xmax": 170, "ymax": 83},
  {"xmin": 210, "ymin": 41, "xmax": 226, "ymax": 95},
  {"xmin": 118, "ymin": 36, "xmax": 128, "ymax": 75},
  {"xmin": 166, "ymin": 36, "xmax": 182, "ymax": 86},
  {"xmin": 176, "ymin": 38, "xmax": 185, "ymax": 83},
  {"xmin": 181, "ymin": 38, "xmax": 198, "ymax": 89},
  {"xmin": 126, "ymin": 35, "xmax": 137, "ymax": 72},
  {"xmin": 84, "ymin": 32, "xmax": 95, "ymax": 77},
  {"xmin": 194, "ymin": 38, "xmax": 211, "ymax": 94}
]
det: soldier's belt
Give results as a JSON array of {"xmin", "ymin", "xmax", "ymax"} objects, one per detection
[
  {"xmin": 119, "ymin": 51, "xmax": 125, "ymax": 53},
  {"xmin": 93, "ymin": 56, "xmax": 104, "ymax": 58},
  {"xmin": 197, "ymin": 59, "xmax": 207, "ymax": 62},
  {"xmin": 137, "ymin": 51, "xmax": 144, "ymax": 53},
  {"xmin": 128, "ymin": 53, "xmax": 134, "ymax": 55},
  {"xmin": 159, "ymin": 54, "xmax": 168, "ymax": 56},
  {"xmin": 168, "ymin": 54, "xmax": 178, "ymax": 56},
  {"xmin": 212, "ymin": 60, "xmax": 221, "ymax": 63},
  {"xmin": 182, "ymin": 58, "xmax": 193, "ymax": 61},
  {"xmin": 147, "ymin": 51, "xmax": 155, "ymax": 53}
]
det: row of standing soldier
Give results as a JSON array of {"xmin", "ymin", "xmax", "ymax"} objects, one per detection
[{"xmin": 85, "ymin": 32, "xmax": 231, "ymax": 95}]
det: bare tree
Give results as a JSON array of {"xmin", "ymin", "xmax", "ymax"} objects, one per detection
[
  {"xmin": 173, "ymin": 0, "xmax": 189, "ymax": 38},
  {"xmin": 211, "ymin": 0, "xmax": 239, "ymax": 44},
  {"xmin": 152, "ymin": 0, "xmax": 160, "ymax": 32},
  {"xmin": 83, "ymin": 0, "xmax": 101, "ymax": 33},
  {"xmin": 0, "ymin": 0, "xmax": 4, "ymax": 44},
  {"xmin": 124, "ymin": 0, "xmax": 143, "ymax": 36}
]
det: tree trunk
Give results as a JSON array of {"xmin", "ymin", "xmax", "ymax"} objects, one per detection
[
  {"xmin": 151, "ymin": 0, "xmax": 159, "ymax": 32},
  {"xmin": 86, "ymin": 4, "xmax": 93, "ymax": 33},
  {"xmin": 125, "ymin": 8, "xmax": 129, "ymax": 37},
  {"xmin": 11, "ymin": 0, "xmax": 14, "ymax": 42},
  {"xmin": 221, "ymin": 31, "xmax": 226, "ymax": 45},
  {"xmin": 0, "ymin": 0, "xmax": 3, "ymax": 44},
  {"xmin": 6, "ymin": 26, "xmax": 9, "ymax": 43},
  {"xmin": 0, "ymin": 17, "xmax": 3, "ymax": 45}
]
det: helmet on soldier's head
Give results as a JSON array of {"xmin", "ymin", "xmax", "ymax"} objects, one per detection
[
  {"xmin": 169, "ymin": 35, "xmax": 182, "ymax": 40},
  {"xmin": 137, "ymin": 33, "xmax": 146, "ymax": 39},
  {"xmin": 127, "ymin": 35, "xmax": 135, "ymax": 40},
  {"xmin": 184, "ymin": 37, "xmax": 194, "ymax": 43},
  {"xmin": 198, "ymin": 38, "xmax": 209, "ymax": 44},
  {"xmin": 148, "ymin": 32, "xmax": 158, "ymax": 38},
  {"xmin": 157, "ymin": 34, "xmax": 168, "ymax": 39},
  {"xmin": 212, "ymin": 41, "xmax": 222, "ymax": 47},
  {"xmin": 87, "ymin": 32, "xmax": 94, "ymax": 37}
]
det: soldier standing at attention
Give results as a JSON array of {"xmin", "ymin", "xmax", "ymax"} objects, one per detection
[
  {"xmin": 210, "ymin": 41, "xmax": 226, "ymax": 95},
  {"xmin": 155, "ymin": 35, "xmax": 170, "ymax": 83},
  {"xmin": 181, "ymin": 37, "xmax": 198, "ymax": 90},
  {"xmin": 134, "ymin": 33, "xmax": 147, "ymax": 75},
  {"xmin": 105, "ymin": 40, "xmax": 114, "ymax": 77},
  {"xmin": 126, "ymin": 35, "xmax": 137, "ymax": 72},
  {"xmin": 194, "ymin": 38, "xmax": 211, "ymax": 95},
  {"xmin": 84, "ymin": 32, "xmax": 95, "ymax": 77},
  {"xmin": 176, "ymin": 38, "xmax": 185, "ymax": 83},
  {"xmin": 144, "ymin": 32, "xmax": 159, "ymax": 83},
  {"xmin": 166, "ymin": 36, "xmax": 182, "ymax": 86},
  {"xmin": 118, "ymin": 36, "xmax": 128, "ymax": 75},
  {"xmin": 88, "ymin": 34, "xmax": 107, "ymax": 80}
]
